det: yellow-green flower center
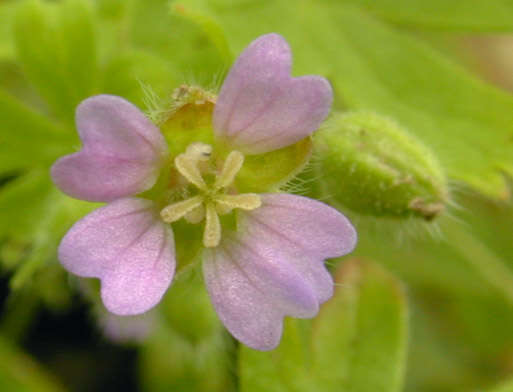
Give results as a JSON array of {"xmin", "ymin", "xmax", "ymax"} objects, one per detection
[{"xmin": 160, "ymin": 143, "xmax": 261, "ymax": 248}]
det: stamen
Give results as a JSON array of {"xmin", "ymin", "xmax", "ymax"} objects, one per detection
[
  {"xmin": 185, "ymin": 142, "xmax": 212, "ymax": 162},
  {"xmin": 214, "ymin": 151, "xmax": 244, "ymax": 190},
  {"xmin": 184, "ymin": 204, "xmax": 205, "ymax": 224},
  {"xmin": 215, "ymin": 194, "xmax": 262, "ymax": 211},
  {"xmin": 215, "ymin": 203, "xmax": 233, "ymax": 216},
  {"xmin": 175, "ymin": 154, "xmax": 207, "ymax": 191},
  {"xmin": 160, "ymin": 195, "xmax": 204, "ymax": 223},
  {"xmin": 203, "ymin": 203, "xmax": 221, "ymax": 248}
]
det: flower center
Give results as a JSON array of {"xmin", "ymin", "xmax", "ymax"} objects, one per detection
[{"xmin": 160, "ymin": 143, "xmax": 261, "ymax": 248}]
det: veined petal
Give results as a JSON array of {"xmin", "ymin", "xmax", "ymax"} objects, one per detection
[
  {"xmin": 239, "ymin": 193, "xmax": 357, "ymax": 303},
  {"xmin": 242, "ymin": 193, "xmax": 357, "ymax": 258},
  {"xmin": 213, "ymin": 33, "xmax": 333, "ymax": 154},
  {"xmin": 222, "ymin": 236, "xmax": 319, "ymax": 318},
  {"xmin": 203, "ymin": 246, "xmax": 284, "ymax": 351},
  {"xmin": 58, "ymin": 198, "xmax": 175, "ymax": 315},
  {"xmin": 51, "ymin": 95, "xmax": 168, "ymax": 202}
]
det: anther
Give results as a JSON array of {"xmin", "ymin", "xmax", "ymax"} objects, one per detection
[
  {"xmin": 185, "ymin": 142, "xmax": 212, "ymax": 162},
  {"xmin": 160, "ymin": 195, "xmax": 204, "ymax": 223},
  {"xmin": 214, "ymin": 150, "xmax": 244, "ymax": 191},
  {"xmin": 203, "ymin": 203, "xmax": 221, "ymax": 248},
  {"xmin": 174, "ymin": 154, "xmax": 207, "ymax": 191},
  {"xmin": 184, "ymin": 204, "xmax": 206, "ymax": 224},
  {"xmin": 215, "ymin": 194, "xmax": 262, "ymax": 211}
]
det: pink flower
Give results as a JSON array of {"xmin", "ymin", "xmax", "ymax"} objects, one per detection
[{"xmin": 51, "ymin": 33, "xmax": 357, "ymax": 350}]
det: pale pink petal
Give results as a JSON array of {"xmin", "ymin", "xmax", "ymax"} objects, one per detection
[
  {"xmin": 58, "ymin": 198, "xmax": 175, "ymax": 315},
  {"xmin": 51, "ymin": 95, "xmax": 168, "ymax": 202},
  {"xmin": 221, "ymin": 236, "xmax": 319, "ymax": 318},
  {"xmin": 213, "ymin": 33, "xmax": 333, "ymax": 154},
  {"xmin": 203, "ymin": 246, "xmax": 284, "ymax": 351},
  {"xmin": 238, "ymin": 193, "xmax": 357, "ymax": 303},
  {"xmin": 242, "ymin": 193, "xmax": 357, "ymax": 258}
]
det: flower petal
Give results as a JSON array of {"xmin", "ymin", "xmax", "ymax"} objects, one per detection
[
  {"xmin": 239, "ymin": 193, "xmax": 357, "ymax": 302},
  {"xmin": 51, "ymin": 95, "xmax": 168, "ymax": 202},
  {"xmin": 213, "ymin": 33, "xmax": 333, "ymax": 154},
  {"xmin": 203, "ymin": 246, "xmax": 284, "ymax": 351},
  {"xmin": 222, "ymin": 236, "xmax": 319, "ymax": 318},
  {"xmin": 58, "ymin": 198, "xmax": 175, "ymax": 315},
  {"xmin": 242, "ymin": 193, "xmax": 357, "ymax": 258}
]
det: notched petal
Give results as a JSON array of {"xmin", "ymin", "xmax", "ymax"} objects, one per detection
[
  {"xmin": 238, "ymin": 194, "xmax": 356, "ymax": 304},
  {"xmin": 51, "ymin": 95, "xmax": 168, "ymax": 202},
  {"xmin": 58, "ymin": 198, "xmax": 175, "ymax": 315},
  {"xmin": 203, "ymin": 246, "xmax": 284, "ymax": 351},
  {"xmin": 214, "ymin": 34, "xmax": 333, "ymax": 154},
  {"xmin": 244, "ymin": 193, "xmax": 357, "ymax": 258}
]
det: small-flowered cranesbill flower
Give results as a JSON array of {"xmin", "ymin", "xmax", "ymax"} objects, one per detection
[{"xmin": 51, "ymin": 33, "xmax": 357, "ymax": 351}]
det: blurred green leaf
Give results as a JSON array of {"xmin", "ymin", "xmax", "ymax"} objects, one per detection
[
  {"xmin": 140, "ymin": 325, "xmax": 235, "ymax": 392},
  {"xmin": 129, "ymin": 0, "xmax": 229, "ymax": 85},
  {"xmin": 14, "ymin": 0, "xmax": 97, "ymax": 122},
  {"xmin": 0, "ymin": 168, "xmax": 95, "ymax": 289},
  {"xmin": 339, "ymin": 0, "xmax": 513, "ymax": 31},
  {"xmin": 0, "ymin": 170, "xmax": 53, "ymax": 240},
  {"xmin": 239, "ymin": 259, "xmax": 408, "ymax": 392},
  {"xmin": 160, "ymin": 270, "xmax": 224, "ymax": 344},
  {"xmin": 489, "ymin": 377, "xmax": 513, "ymax": 392},
  {"xmin": 0, "ymin": 334, "xmax": 65, "ymax": 392},
  {"xmin": 312, "ymin": 259, "xmax": 408, "ymax": 392},
  {"xmin": 240, "ymin": 319, "xmax": 314, "ymax": 392},
  {"xmin": 352, "ymin": 190, "xmax": 513, "ymax": 391},
  {"xmin": 0, "ymin": 1, "xmax": 18, "ymax": 60},
  {"xmin": 174, "ymin": 0, "xmax": 513, "ymax": 198},
  {"xmin": 0, "ymin": 89, "xmax": 72, "ymax": 173},
  {"xmin": 171, "ymin": 2, "xmax": 233, "ymax": 65},
  {"xmin": 140, "ymin": 272, "xmax": 235, "ymax": 392},
  {"xmin": 10, "ymin": 191, "xmax": 95, "ymax": 290},
  {"xmin": 58, "ymin": 0, "xmax": 98, "ymax": 102},
  {"xmin": 100, "ymin": 49, "xmax": 179, "ymax": 109}
]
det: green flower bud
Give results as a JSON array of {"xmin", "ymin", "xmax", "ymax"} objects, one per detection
[{"xmin": 315, "ymin": 112, "xmax": 448, "ymax": 220}]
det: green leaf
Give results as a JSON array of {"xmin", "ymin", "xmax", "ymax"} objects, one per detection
[
  {"xmin": 312, "ymin": 259, "xmax": 408, "ymax": 392},
  {"xmin": 140, "ymin": 273, "xmax": 235, "ymax": 392},
  {"xmin": 14, "ymin": 0, "xmax": 97, "ymax": 122},
  {"xmin": 488, "ymin": 378, "xmax": 513, "ymax": 392},
  {"xmin": 0, "ymin": 89, "xmax": 73, "ymax": 172},
  {"xmin": 173, "ymin": 0, "xmax": 513, "ymax": 198},
  {"xmin": 0, "ymin": 334, "xmax": 65, "ymax": 392},
  {"xmin": 0, "ymin": 170, "xmax": 53, "ymax": 240},
  {"xmin": 0, "ymin": 169, "xmax": 95, "ymax": 288},
  {"xmin": 58, "ymin": 0, "xmax": 98, "ymax": 102},
  {"xmin": 129, "ymin": 0, "xmax": 229, "ymax": 84},
  {"xmin": 240, "ymin": 319, "xmax": 314, "ymax": 392},
  {"xmin": 338, "ymin": 0, "xmax": 513, "ymax": 32},
  {"xmin": 171, "ymin": 2, "xmax": 233, "ymax": 65},
  {"xmin": 352, "ymin": 190, "xmax": 513, "ymax": 390},
  {"xmin": 100, "ymin": 50, "xmax": 180, "ymax": 109},
  {"xmin": 9, "ymin": 190, "xmax": 96, "ymax": 290},
  {"xmin": 0, "ymin": 2, "xmax": 18, "ymax": 60},
  {"xmin": 239, "ymin": 259, "xmax": 408, "ymax": 392}
]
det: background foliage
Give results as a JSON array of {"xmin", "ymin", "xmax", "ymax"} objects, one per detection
[{"xmin": 1, "ymin": 0, "xmax": 513, "ymax": 391}]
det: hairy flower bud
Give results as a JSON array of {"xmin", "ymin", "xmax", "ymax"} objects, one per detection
[{"xmin": 316, "ymin": 112, "xmax": 448, "ymax": 220}]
